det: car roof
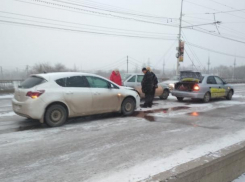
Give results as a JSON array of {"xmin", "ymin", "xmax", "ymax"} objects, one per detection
[{"xmin": 32, "ymin": 72, "xmax": 98, "ymax": 81}]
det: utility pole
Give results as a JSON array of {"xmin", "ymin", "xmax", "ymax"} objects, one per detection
[
  {"xmin": 127, "ymin": 55, "xmax": 128, "ymax": 73},
  {"xmin": 176, "ymin": 0, "xmax": 184, "ymax": 76},
  {"xmin": 163, "ymin": 58, "xmax": 165, "ymax": 76},
  {"xmin": 233, "ymin": 57, "xmax": 236, "ymax": 80},
  {"xmin": 26, "ymin": 65, "xmax": 29, "ymax": 77},
  {"xmin": 0, "ymin": 66, "xmax": 3, "ymax": 79},
  {"xmin": 207, "ymin": 55, "xmax": 211, "ymax": 74}
]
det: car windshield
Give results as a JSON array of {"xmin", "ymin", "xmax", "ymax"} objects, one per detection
[{"xmin": 121, "ymin": 73, "xmax": 132, "ymax": 82}]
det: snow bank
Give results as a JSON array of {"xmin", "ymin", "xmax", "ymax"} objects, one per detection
[
  {"xmin": 0, "ymin": 111, "xmax": 16, "ymax": 117},
  {"xmin": 233, "ymin": 173, "xmax": 245, "ymax": 182},
  {"xmin": 88, "ymin": 128, "xmax": 245, "ymax": 182},
  {"xmin": 0, "ymin": 94, "xmax": 13, "ymax": 99}
]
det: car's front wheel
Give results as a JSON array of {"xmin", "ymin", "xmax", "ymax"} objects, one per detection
[
  {"xmin": 160, "ymin": 89, "xmax": 169, "ymax": 100},
  {"xmin": 226, "ymin": 90, "xmax": 233, "ymax": 100},
  {"xmin": 45, "ymin": 104, "xmax": 67, "ymax": 127},
  {"xmin": 121, "ymin": 97, "xmax": 136, "ymax": 116}
]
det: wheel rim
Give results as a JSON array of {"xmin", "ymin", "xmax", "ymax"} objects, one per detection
[
  {"xmin": 125, "ymin": 102, "xmax": 132, "ymax": 112},
  {"xmin": 205, "ymin": 94, "xmax": 210, "ymax": 101},
  {"xmin": 50, "ymin": 109, "xmax": 63, "ymax": 123},
  {"xmin": 163, "ymin": 91, "xmax": 168, "ymax": 97},
  {"xmin": 229, "ymin": 92, "xmax": 232, "ymax": 98}
]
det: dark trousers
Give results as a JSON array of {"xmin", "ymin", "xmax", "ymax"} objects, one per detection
[{"xmin": 144, "ymin": 90, "xmax": 154, "ymax": 107}]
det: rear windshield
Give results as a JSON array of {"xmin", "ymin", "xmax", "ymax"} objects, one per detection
[{"xmin": 19, "ymin": 76, "xmax": 46, "ymax": 89}]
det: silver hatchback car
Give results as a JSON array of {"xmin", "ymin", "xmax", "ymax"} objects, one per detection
[{"xmin": 171, "ymin": 71, "xmax": 234, "ymax": 102}]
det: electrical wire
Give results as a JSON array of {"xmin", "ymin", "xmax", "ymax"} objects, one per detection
[
  {"xmin": 0, "ymin": 19, "xmax": 177, "ymax": 40},
  {"xmin": 182, "ymin": 31, "xmax": 204, "ymax": 67},
  {"xmin": 0, "ymin": 11, "xmax": 178, "ymax": 36},
  {"xmin": 14, "ymin": 0, "xmax": 179, "ymax": 27},
  {"xmin": 54, "ymin": 0, "xmax": 179, "ymax": 20},
  {"xmin": 184, "ymin": 27, "xmax": 245, "ymax": 44},
  {"xmin": 153, "ymin": 39, "xmax": 177, "ymax": 67},
  {"xmin": 186, "ymin": 42, "xmax": 245, "ymax": 59},
  {"xmin": 184, "ymin": 49, "xmax": 199, "ymax": 71}
]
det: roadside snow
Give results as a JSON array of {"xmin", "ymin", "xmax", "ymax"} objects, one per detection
[
  {"xmin": 0, "ymin": 111, "xmax": 16, "ymax": 117},
  {"xmin": 0, "ymin": 95, "xmax": 13, "ymax": 99},
  {"xmin": 87, "ymin": 128, "xmax": 245, "ymax": 182},
  {"xmin": 233, "ymin": 173, "xmax": 245, "ymax": 182}
]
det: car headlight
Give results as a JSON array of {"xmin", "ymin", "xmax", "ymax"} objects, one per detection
[{"xmin": 169, "ymin": 83, "xmax": 175, "ymax": 89}]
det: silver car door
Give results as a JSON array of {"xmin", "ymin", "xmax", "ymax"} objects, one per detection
[
  {"xmin": 206, "ymin": 76, "xmax": 219, "ymax": 98},
  {"xmin": 125, "ymin": 75, "xmax": 136, "ymax": 88},
  {"xmin": 214, "ymin": 76, "xmax": 226, "ymax": 97},
  {"xmin": 136, "ymin": 75, "xmax": 144, "ymax": 87},
  {"xmin": 62, "ymin": 76, "xmax": 93, "ymax": 115},
  {"xmin": 86, "ymin": 76, "xmax": 121, "ymax": 113}
]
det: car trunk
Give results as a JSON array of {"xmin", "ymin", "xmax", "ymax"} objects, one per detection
[
  {"xmin": 175, "ymin": 71, "xmax": 202, "ymax": 92},
  {"xmin": 14, "ymin": 76, "xmax": 46, "ymax": 102}
]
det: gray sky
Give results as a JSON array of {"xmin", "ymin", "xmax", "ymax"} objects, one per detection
[{"xmin": 0, "ymin": 0, "xmax": 245, "ymax": 72}]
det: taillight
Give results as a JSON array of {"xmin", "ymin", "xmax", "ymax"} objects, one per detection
[
  {"xmin": 26, "ymin": 90, "xmax": 45, "ymax": 99},
  {"xmin": 193, "ymin": 85, "xmax": 200, "ymax": 91}
]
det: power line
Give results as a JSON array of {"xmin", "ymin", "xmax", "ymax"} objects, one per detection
[
  {"xmin": 14, "ymin": 0, "xmax": 179, "ymax": 27},
  {"xmin": 181, "ymin": 31, "xmax": 204, "ymax": 67},
  {"xmin": 184, "ymin": 27, "xmax": 245, "ymax": 44},
  {"xmin": 0, "ymin": 11, "xmax": 178, "ymax": 36},
  {"xmin": 0, "ymin": 19, "xmax": 177, "ymax": 40},
  {"xmin": 186, "ymin": 42, "xmax": 245, "ymax": 59},
  {"xmin": 54, "ymin": 0, "xmax": 179, "ymax": 20},
  {"xmin": 153, "ymin": 39, "xmax": 177, "ymax": 67},
  {"xmin": 184, "ymin": 49, "xmax": 198, "ymax": 71},
  {"xmin": 67, "ymin": 0, "xmax": 178, "ymax": 20}
]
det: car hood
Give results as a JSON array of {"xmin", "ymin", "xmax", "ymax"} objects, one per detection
[{"xmin": 120, "ymin": 86, "xmax": 134, "ymax": 90}]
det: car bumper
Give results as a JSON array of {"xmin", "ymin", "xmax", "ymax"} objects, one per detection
[
  {"xmin": 12, "ymin": 98, "xmax": 46, "ymax": 120},
  {"xmin": 171, "ymin": 90, "xmax": 204, "ymax": 99},
  {"xmin": 135, "ymin": 95, "xmax": 140, "ymax": 109}
]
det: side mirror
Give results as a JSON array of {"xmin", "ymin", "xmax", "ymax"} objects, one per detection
[
  {"xmin": 108, "ymin": 84, "xmax": 114, "ymax": 89},
  {"xmin": 223, "ymin": 81, "xmax": 227, "ymax": 85}
]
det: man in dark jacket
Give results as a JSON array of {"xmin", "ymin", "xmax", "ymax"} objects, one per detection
[
  {"xmin": 141, "ymin": 68, "xmax": 154, "ymax": 108},
  {"xmin": 147, "ymin": 67, "xmax": 158, "ymax": 104}
]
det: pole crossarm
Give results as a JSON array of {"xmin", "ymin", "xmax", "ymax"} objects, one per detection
[{"xmin": 182, "ymin": 21, "xmax": 221, "ymax": 28}]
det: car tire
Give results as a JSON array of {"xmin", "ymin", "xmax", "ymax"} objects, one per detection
[
  {"xmin": 226, "ymin": 90, "xmax": 233, "ymax": 100},
  {"xmin": 203, "ymin": 92, "xmax": 211, "ymax": 103},
  {"xmin": 45, "ymin": 104, "xmax": 67, "ymax": 127},
  {"xmin": 121, "ymin": 97, "xmax": 136, "ymax": 116},
  {"xmin": 177, "ymin": 97, "xmax": 184, "ymax": 102},
  {"xmin": 160, "ymin": 89, "xmax": 169, "ymax": 100}
]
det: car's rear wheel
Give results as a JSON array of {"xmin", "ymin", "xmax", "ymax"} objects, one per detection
[
  {"xmin": 203, "ymin": 92, "xmax": 211, "ymax": 103},
  {"xmin": 226, "ymin": 90, "xmax": 233, "ymax": 100},
  {"xmin": 160, "ymin": 89, "xmax": 169, "ymax": 100},
  {"xmin": 45, "ymin": 104, "xmax": 67, "ymax": 127},
  {"xmin": 177, "ymin": 97, "xmax": 184, "ymax": 102},
  {"xmin": 121, "ymin": 97, "xmax": 136, "ymax": 116}
]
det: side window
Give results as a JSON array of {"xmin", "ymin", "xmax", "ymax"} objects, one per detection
[
  {"xmin": 56, "ymin": 78, "xmax": 66, "ymax": 87},
  {"xmin": 207, "ymin": 76, "xmax": 217, "ymax": 84},
  {"xmin": 86, "ymin": 76, "xmax": 109, "ymax": 88},
  {"xmin": 56, "ymin": 76, "xmax": 89, "ymax": 87},
  {"xmin": 215, "ymin": 77, "xmax": 224, "ymax": 85},
  {"xmin": 137, "ymin": 75, "xmax": 144, "ymax": 83},
  {"xmin": 128, "ymin": 76, "xmax": 136, "ymax": 82}
]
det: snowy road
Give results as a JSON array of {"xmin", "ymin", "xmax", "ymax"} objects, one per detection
[{"xmin": 0, "ymin": 84, "xmax": 245, "ymax": 182}]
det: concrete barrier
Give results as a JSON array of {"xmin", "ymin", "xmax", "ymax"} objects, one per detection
[{"xmin": 141, "ymin": 141, "xmax": 245, "ymax": 182}]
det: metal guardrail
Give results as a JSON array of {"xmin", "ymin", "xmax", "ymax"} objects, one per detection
[{"xmin": 0, "ymin": 80, "xmax": 23, "ymax": 93}]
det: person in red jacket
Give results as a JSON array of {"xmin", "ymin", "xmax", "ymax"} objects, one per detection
[{"xmin": 110, "ymin": 69, "xmax": 122, "ymax": 86}]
